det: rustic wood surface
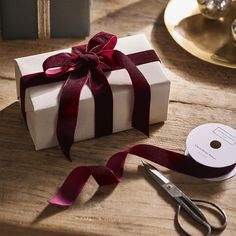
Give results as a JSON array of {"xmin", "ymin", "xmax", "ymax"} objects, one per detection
[{"xmin": 0, "ymin": 0, "xmax": 236, "ymax": 235}]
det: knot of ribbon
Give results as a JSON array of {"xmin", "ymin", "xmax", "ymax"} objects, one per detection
[
  {"xmin": 20, "ymin": 32, "xmax": 160, "ymax": 160},
  {"xmin": 43, "ymin": 51, "xmax": 100, "ymax": 78}
]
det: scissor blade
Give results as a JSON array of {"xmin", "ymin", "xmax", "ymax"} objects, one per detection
[{"xmin": 142, "ymin": 160, "xmax": 170, "ymax": 186}]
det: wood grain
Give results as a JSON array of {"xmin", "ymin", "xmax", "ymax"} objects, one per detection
[{"xmin": 0, "ymin": 0, "xmax": 236, "ymax": 235}]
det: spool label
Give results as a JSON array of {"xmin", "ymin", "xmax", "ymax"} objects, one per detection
[{"xmin": 213, "ymin": 127, "xmax": 236, "ymax": 145}]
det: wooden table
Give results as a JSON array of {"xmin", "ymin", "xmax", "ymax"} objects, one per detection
[{"xmin": 0, "ymin": 0, "xmax": 236, "ymax": 235}]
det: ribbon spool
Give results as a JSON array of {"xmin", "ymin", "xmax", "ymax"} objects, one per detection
[{"xmin": 185, "ymin": 123, "xmax": 236, "ymax": 181}]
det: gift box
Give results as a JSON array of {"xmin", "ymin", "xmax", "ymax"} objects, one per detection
[
  {"xmin": 15, "ymin": 33, "xmax": 170, "ymax": 153},
  {"xmin": 0, "ymin": 0, "xmax": 90, "ymax": 39}
]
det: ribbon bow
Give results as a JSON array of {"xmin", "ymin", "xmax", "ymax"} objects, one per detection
[{"xmin": 20, "ymin": 32, "xmax": 160, "ymax": 160}]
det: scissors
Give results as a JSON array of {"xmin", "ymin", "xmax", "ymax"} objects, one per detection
[{"xmin": 142, "ymin": 161, "xmax": 227, "ymax": 236}]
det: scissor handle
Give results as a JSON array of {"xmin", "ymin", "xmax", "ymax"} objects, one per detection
[{"xmin": 175, "ymin": 198, "xmax": 227, "ymax": 236}]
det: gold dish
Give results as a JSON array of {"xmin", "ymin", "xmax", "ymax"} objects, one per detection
[{"xmin": 164, "ymin": 0, "xmax": 236, "ymax": 68}]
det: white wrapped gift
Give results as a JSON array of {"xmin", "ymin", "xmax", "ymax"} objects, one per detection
[{"xmin": 15, "ymin": 34, "xmax": 170, "ymax": 150}]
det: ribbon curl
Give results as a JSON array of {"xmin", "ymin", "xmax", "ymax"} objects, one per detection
[
  {"xmin": 20, "ymin": 32, "xmax": 160, "ymax": 160},
  {"xmin": 49, "ymin": 144, "xmax": 236, "ymax": 206}
]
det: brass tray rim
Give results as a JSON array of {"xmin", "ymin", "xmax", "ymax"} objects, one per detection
[{"xmin": 164, "ymin": 0, "xmax": 236, "ymax": 69}]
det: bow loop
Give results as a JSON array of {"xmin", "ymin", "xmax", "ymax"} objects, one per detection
[
  {"xmin": 43, "ymin": 53, "xmax": 79, "ymax": 78},
  {"xmin": 43, "ymin": 32, "xmax": 118, "ymax": 79},
  {"xmin": 87, "ymin": 32, "xmax": 117, "ymax": 53},
  {"xmin": 98, "ymin": 50, "xmax": 118, "ymax": 70},
  {"xmin": 72, "ymin": 44, "xmax": 87, "ymax": 54}
]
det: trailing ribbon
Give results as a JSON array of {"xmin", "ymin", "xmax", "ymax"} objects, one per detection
[
  {"xmin": 20, "ymin": 32, "xmax": 160, "ymax": 160},
  {"xmin": 49, "ymin": 144, "xmax": 236, "ymax": 206}
]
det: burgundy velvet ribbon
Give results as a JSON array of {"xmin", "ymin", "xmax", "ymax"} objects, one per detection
[
  {"xmin": 20, "ymin": 32, "xmax": 160, "ymax": 160},
  {"xmin": 49, "ymin": 144, "xmax": 235, "ymax": 206}
]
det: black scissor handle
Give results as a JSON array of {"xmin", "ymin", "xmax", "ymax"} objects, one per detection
[
  {"xmin": 175, "ymin": 198, "xmax": 227, "ymax": 236},
  {"xmin": 190, "ymin": 199, "xmax": 227, "ymax": 231}
]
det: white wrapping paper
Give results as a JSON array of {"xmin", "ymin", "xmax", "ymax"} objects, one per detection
[{"xmin": 15, "ymin": 34, "xmax": 170, "ymax": 150}]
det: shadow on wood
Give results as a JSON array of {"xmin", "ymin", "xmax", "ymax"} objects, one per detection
[
  {"xmin": 0, "ymin": 221, "xmax": 100, "ymax": 236},
  {"xmin": 32, "ymin": 204, "xmax": 68, "ymax": 225}
]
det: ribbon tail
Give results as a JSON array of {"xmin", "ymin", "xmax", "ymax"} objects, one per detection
[
  {"xmin": 49, "ymin": 151, "xmax": 128, "ymax": 206},
  {"xmin": 113, "ymin": 50, "xmax": 151, "ymax": 136},
  {"xmin": 57, "ymin": 70, "xmax": 89, "ymax": 160},
  {"xmin": 49, "ymin": 165, "xmax": 122, "ymax": 206},
  {"xmin": 87, "ymin": 67, "xmax": 113, "ymax": 137},
  {"xmin": 49, "ymin": 144, "xmax": 236, "ymax": 206}
]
